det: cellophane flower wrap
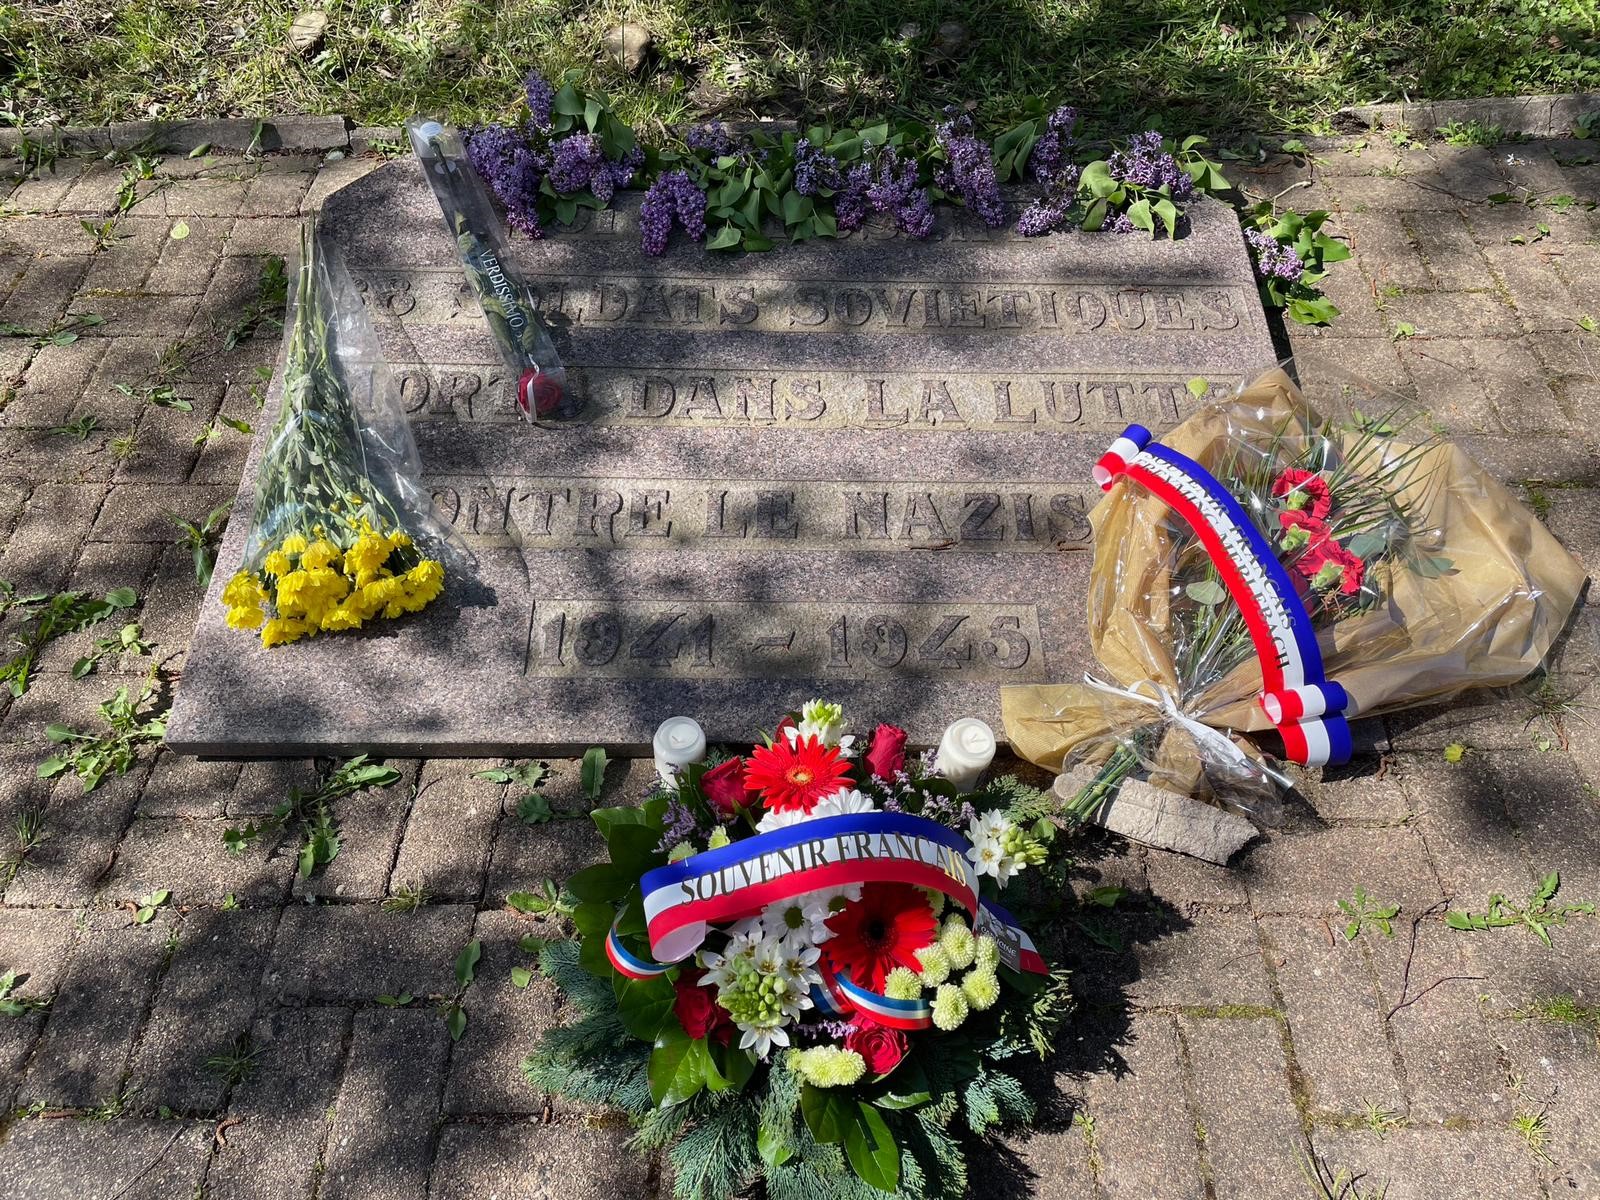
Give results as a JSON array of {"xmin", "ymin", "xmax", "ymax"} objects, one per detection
[
  {"xmin": 220, "ymin": 222, "xmax": 468, "ymax": 647},
  {"xmin": 1002, "ymin": 366, "xmax": 1586, "ymax": 819},
  {"xmin": 522, "ymin": 704, "xmax": 1073, "ymax": 1200}
]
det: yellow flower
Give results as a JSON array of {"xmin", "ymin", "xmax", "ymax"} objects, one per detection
[
  {"xmin": 320, "ymin": 601, "xmax": 366, "ymax": 632},
  {"xmin": 397, "ymin": 560, "xmax": 445, "ymax": 614},
  {"xmin": 261, "ymin": 617, "xmax": 310, "ymax": 647},
  {"xmin": 280, "ymin": 534, "xmax": 309, "ymax": 556},
  {"xmin": 221, "ymin": 570, "xmax": 267, "ymax": 610},
  {"xmin": 262, "ymin": 549, "xmax": 292, "ymax": 577},
  {"xmin": 226, "ymin": 604, "xmax": 265, "ymax": 630},
  {"xmin": 344, "ymin": 529, "xmax": 391, "ymax": 578},
  {"xmin": 301, "ymin": 538, "xmax": 341, "ymax": 571},
  {"xmin": 347, "ymin": 493, "xmax": 365, "ymax": 506}
]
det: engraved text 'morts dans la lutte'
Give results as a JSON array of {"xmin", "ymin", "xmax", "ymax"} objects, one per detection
[
  {"xmin": 427, "ymin": 478, "xmax": 1096, "ymax": 552},
  {"xmin": 524, "ymin": 600, "xmax": 1046, "ymax": 682},
  {"xmin": 388, "ymin": 365, "xmax": 1228, "ymax": 429},
  {"xmin": 357, "ymin": 271, "xmax": 1247, "ymax": 336}
]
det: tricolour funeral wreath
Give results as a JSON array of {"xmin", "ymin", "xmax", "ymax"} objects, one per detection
[{"xmin": 521, "ymin": 706, "xmax": 1073, "ymax": 1200}]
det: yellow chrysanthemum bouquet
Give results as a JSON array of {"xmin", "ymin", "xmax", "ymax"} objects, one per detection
[{"xmin": 222, "ymin": 223, "xmax": 464, "ymax": 647}]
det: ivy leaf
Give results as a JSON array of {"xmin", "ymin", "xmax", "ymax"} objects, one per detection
[
  {"xmin": 455, "ymin": 939, "xmax": 482, "ymax": 988},
  {"xmin": 845, "ymin": 1101, "xmax": 900, "ymax": 1192}
]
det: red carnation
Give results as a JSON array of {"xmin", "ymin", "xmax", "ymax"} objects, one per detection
[
  {"xmin": 1278, "ymin": 508, "xmax": 1331, "ymax": 554},
  {"xmin": 673, "ymin": 969, "xmax": 733, "ymax": 1044},
  {"xmin": 700, "ymin": 757, "xmax": 754, "ymax": 818},
  {"xmin": 1299, "ymin": 540, "xmax": 1366, "ymax": 596},
  {"xmin": 845, "ymin": 1015, "xmax": 909, "ymax": 1075},
  {"xmin": 824, "ymin": 882, "xmax": 937, "ymax": 992},
  {"xmin": 864, "ymin": 724, "xmax": 908, "ymax": 780},
  {"xmin": 1272, "ymin": 468, "xmax": 1332, "ymax": 520},
  {"xmin": 745, "ymin": 735, "xmax": 853, "ymax": 814}
]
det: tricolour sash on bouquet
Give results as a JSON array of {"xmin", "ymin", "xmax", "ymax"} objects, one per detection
[
  {"xmin": 604, "ymin": 812, "xmax": 1048, "ymax": 1029},
  {"xmin": 1094, "ymin": 424, "xmax": 1353, "ymax": 767}
]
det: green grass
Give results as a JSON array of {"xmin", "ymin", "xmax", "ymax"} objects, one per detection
[{"xmin": 1, "ymin": 1, "xmax": 1597, "ymax": 141}]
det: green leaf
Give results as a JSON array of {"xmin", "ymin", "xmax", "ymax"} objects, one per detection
[
  {"xmin": 706, "ymin": 223, "xmax": 742, "ymax": 251},
  {"xmin": 1185, "ymin": 579, "xmax": 1227, "ymax": 606},
  {"xmin": 105, "ymin": 587, "xmax": 137, "ymax": 608},
  {"xmin": 1536, "ymin": 870, "xmax": 1561, "ymax": 902},
  {"xmin": 1185, "ymin": 376, "xmax": 1209, "ymax": 400},
  {"xmin": 553, "ymin": 81, "xmax": 584, "ymax": 116},
  {"xmin": 188, "ymin": 143, "xmax": 211, "ymax": 158},
  {"xmin": 615, "ymin": 973, "xmax": 675, "ymax": 1041},
  {"xmin": 1444, "ymin": 910, "xmax": 1475, "ymax": 930},
  {"xmin": 581, "ymin": 747, "xmax": 608, "ymax": 800},
  {"xmin": 800, "ymin": 1085, "xmax": 856, "ymax": 1144},
  {"xmin": 1346, "ymin": 530, "xmax": 1388, "ymax": 559},
  {"xmin": 455, "ymin": 939, "xmax": 482, "ymax": 988},
  {"xmin": 44, "ymin": 723, "xmax": 74, "ymax": 744},
  {"xmin": 757, "ymin": 1121, "xmax": 795, "ymax": 1168},
  {"xmin": 845, "ymin": 1102, "xmax": 900, "ymax": 1192},
  {"xmin": 649, "ymin": 1027, "xmax": 709, "ymax": 1107},
  {"xmin": 505, "ymin": 891, "xmax": 542, "ymax": 913},
  {"xmin": 516, "ymin": 792, "xmax": 553, "ymax": 825},
  {"xmin": 446, "ymin": 1004, "xmax": 467, "ymax": 1041},
  {"xmin": 510, "ymin": 966, "xmax": 533, "ymax": 988},
  {"xmin": 375, "ymin": 992, "xmax": 413, "ymax": 1007},
  {"xmin": 169, "ymin": 221, "xmax": 190, "ymax": 240},
  {"xmin": 1125, "ymin": 197, "xmax": 1155, "ymax": 235},
  {"xmin": 566, "ymin": 863, "xmax": 630, "ymax": 904}
]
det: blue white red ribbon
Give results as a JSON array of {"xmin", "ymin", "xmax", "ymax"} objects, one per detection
[{"xmin": 1095, "ymin": 424, "xmax": 1353, "ymax": 767}]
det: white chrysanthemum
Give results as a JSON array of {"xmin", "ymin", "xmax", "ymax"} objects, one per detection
[
  {"xmin": 966, "ymin": 836, "xmax": 1007, "ymax": 880},
  {"xmin": 810, "ymin": 788, "xmax": 876, "ymax": 819},
  {"xmin": 762, "ymin": 893, "xmax": 833, "ymax": 945},
  {"xmin": 967, "ymin": 810, "xmax": 1010, "ymax": 844},
  {"xmin": 805, "ymin": 883, "xmax": 861, "ymax": 925},
  {"xmin": 756, "ymin": 806, "xmax": 811, "ymax": 833}
]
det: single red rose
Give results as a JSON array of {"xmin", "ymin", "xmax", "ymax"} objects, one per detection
[
  {"xmin": 673, "ymin": 968, "xmax": 732, "ymax": 1044},
  {"xmin": 1271, "ymin": 467, "xmax": 1332, "ymax": 520},
  {"xmin": 845, "ymin": 1014, "xmax": 909, "ymax": 1075},
  {"xmin": 700, "ymin": 757, "xmax": 754, "ymax": 818},
  {"xmin": 864, "ymin": 724, "xmax": 908, "ymax": 780}
]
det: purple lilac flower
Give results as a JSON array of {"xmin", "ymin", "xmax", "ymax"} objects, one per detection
[
  {"xmin": 934, "ymin": 111, "xmax": 1006, "ymax": 228},
  {"xmin": 548, "ymin": 132, "xmax": 605, "ymax": 193},
  {"xmin": 686, "ymin": 121, "xmax": 739, "ymax": 158},
  {"xmin": 1027, "ymin": 104, "xmax": 1079, "ymax": 183},
  {"xmin": 589, "ymin": 145, "xmax": 645, "ymax": 205},
  {"xmin": 895, "ymin": 189, "xmax": 935, "ymax": 238},
  {"xmin": 834, "ymin": 162, "xmax": 872, "ymax": 232},
  {"xmin": 654, "ymin": 795, "xmax": 701, "ymax": 854},
  {"xmin": 793, "ymin": 138, "xmax": 842, "ymax": 196},
  {"xmin": 1107, "ymin": 131, "xmax": 1195, "ymax": 201},
  {"xmin": 1246, "ymin": 228, "xmax": 1305, "ymax": 284},
  {"xmin": 638, "ymin": 169, "xmax": 707, "ymax": 255},
  {"xmin": 1016, "ymin": 162, "xmax": 1081, "ymax": 237},
  {"xmin": 524, "ymin": 70, "xmax": 555, "ymax": 132},
  {"xmin": 465, "ymin": 123, "xmax": 545, "ymax": 238}
]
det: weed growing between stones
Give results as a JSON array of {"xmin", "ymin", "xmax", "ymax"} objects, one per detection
[
  {"xmin": 0, "ymin": 581, "xmax": 139, "ymax": 696},
  {"xmin": 0, "ymin": 967, "xmax": 51, "ymax": 1017},
  {"xmin": 1337, "ymin": 886, "xmax": 1400, "ymax": 941},
  {"xmin": 222, "ymin": 754, "xmax": 401, "ymax": 877},
  {"xmin": 2, "ymin": 808, "xmax": 48, "ymax": 885},
  {"xmin": 381, "ymin": 882, "xmax": 432, "ymax": 914},
  {"xmin": 1445, "ymin": 871, "xmax": 1596, "ymax": 946},
  {"xmin": 443, "ymin": 937, "xmax": 481, "ymax": 1042},
  {"xmin": 168, "ymin": 500, "xmax": 233, "ymax": 587},
  {"xmin": 37, "ymin": 668, "xmax": 168, "ymax": 792},
  {"xmin": 1298, "ymin": 1143, "xmax": 1389, "ymax": 1199},
  {"xmin": 203, "ymin": 1033, "xmax": 260, "ymax": 1085},
  {"xmin": 505, "ymin": 880, "xmax": 574, "ymax": 918}
]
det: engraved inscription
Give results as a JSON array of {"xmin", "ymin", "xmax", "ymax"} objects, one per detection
[
  {"xmin": 426, "ymin": 476, "xmax": 1097, "ymax": 552},
  {"xmin": 525, "ymin": 600, "xmax": 1047, "ymax": 681},
  {"xmin": 357, "ymin": 269, "xmax": 1249, "ymax": 336},
  {"xmin": 387, "ymin": 364, "xmax": 1221, "ymax": 429}
]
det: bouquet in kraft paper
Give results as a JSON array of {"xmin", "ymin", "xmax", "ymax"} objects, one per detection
[
  {"xmin": 220, "ymin": 222, "xmax": 468, "ymax": 647},
  {"xmin": 1001, "ymin": 366, "xmax": 1586, "ymax": 862},
  {"xmin": 521, "ymin": 706, "xmax": 1072, "ymax": 1200}
]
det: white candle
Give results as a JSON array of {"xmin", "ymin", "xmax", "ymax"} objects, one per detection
[
  {"xmin": 938, "ymin": 718, "xmax": 996, "ymax": 791},
  {"xmin": 653, "ymin": 716, "xmax": 706, "ymax": 786}
]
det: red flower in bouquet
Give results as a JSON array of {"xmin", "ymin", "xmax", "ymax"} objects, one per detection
[
  {"xmin": 864, "ymin": 723, "xmax": 908, "ymax": 780},
  {"xmin": 700, "ymin": 757, "xmax": 755, "ymax": 818},
  {"xmin": 1272, "ymin": 468, "xmax": 1332, "ymax": 520},
  {"xmin": 745, "ymin": 735, "xmax": 852, "ymax": 814},
  {"xmin": 1298, "ymin": 540, "xmax": 1366, "ymax": 596},
  {"xmin": 673, "ymin": 968, "xmax": 733, "ymax": 1044},
  {"xmin": 824, "ymin": 882, "xmax": 937, "ymax": 992},
  {"xmin": 845, "ymin": 1014, "xmax": 909, "ymax": 1074},
  {"xmin": 1278, "ymin": 508, "xmax": 1331, "ymax": 553}
]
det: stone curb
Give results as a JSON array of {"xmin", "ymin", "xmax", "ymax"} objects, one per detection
[
  {"xmin": 0, "ymin": 115, "xmax": 351, "ymax": 156},
  {"xmin": 1338, "ymin": 92, "xmax": 1599, "ymax": 138}
]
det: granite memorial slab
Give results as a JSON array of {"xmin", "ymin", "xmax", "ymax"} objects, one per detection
[{"xmin": 166, "ymin": 162, "xmax": 1278, "ymax": 756}]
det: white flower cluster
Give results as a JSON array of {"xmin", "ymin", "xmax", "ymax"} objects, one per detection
[
  {"xmin": 963, "ymin": 810, "xmax": 1030, "ymax": 885},
  {"xmin": 788, "ymin": 697, "xmax": 857, "ymax": 757}
]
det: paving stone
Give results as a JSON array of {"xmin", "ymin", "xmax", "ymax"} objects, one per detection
[
  {"xmin": 20, "ymin": 908, "xmax": 173, "ymax": 1107},
  {"xmin": 79, "ymin": 219, "xmax": 169, "ymax": 293},
  {"xmin": 127, "ymin": 907, "xmax": 276, "ymax": 1110},
  {"xmin": 1499, "ymin": 1016, "xmax": 1600, "ymax": 1196},
  {"xmin": 240, "ymin": 170, "xmax": 316, "ymax": 217},
  {"xmin": 389, "ymin": 758, "xmax": 500, "ymax": 901},
  {"xmin": 322, "ymin": 1007, "xmax": 450, "ymax": 1200},
  {"xmin": 1242, "ymin": 824, "xmax": 1442, "ymax": 920},
  {"xmin": 0, "ymin": 1118, "xmax": 212, "ymax": 1200},
  {"xmin": 1491, "ymin": 750, "xmax": 1600, "ymax": 899},
  {"xmin": 263, "ymin": 903, "xmax": 474, "ymax": 1002},
  {"xmin": 302, "ymin": 155, "xmax": 384, "ymax": 212},
  {"xmin": 0, "ymin": 337, "xmax": 104, "ymax": 429},
  {"xmin": 993, "ymin": 1114, "xmax": 1101, "ymax": 1200},
  {"xmin": 139, "ymin": 748, "xmax": 238, "ymax": 816},
  {"xmin": 1401, "ymin": 337, "xmax": 1565, "ymax": 436},
  {"xmin": 223, "ymin": 215, "xmax": 303, "ymax": 257},
  {"xmin": 1259, "ymin": 917, "xmax": 1404, "ymax": 1114},
  {"xmin": 207, "ymin": 1007, "xmax": 350, "ymax": 1200},
  {"xmin": 1333, "ymin": 171, "xmax": 1470, "ymax": 212},
  {"xmin": 145, "ymin": 214, "xmax": 235, "ymax": 295},
  {"xmin": 443, "ymin": 910, "xmax": 561, "ymax": 1115},
  {"xmin": 1467, "ymin": 911, "xmax": 1600, "ymax": 1013},
  {"xmin": 0, "ymin": 255, "xmax": 88, "ymax": 332},
  {"xmin": 91, "ymin": 482, "xmax": 232, "ymax": 542},
  {"xmin": 1309, "ymin": 1129, "xmax": 1543, "ymax": 1200},
  {"xmin": 292, "ymin": 774, "xmax": 414, "ymax": 902},
  {"xmin": 4, "ymin": 757, "xmax": 148, "ymax": 907},
  {"xmin": 0, "ymin": 907, "xmax": 78, "ymax": 999},
  {"xmin": 1142, "ymin": 845, "xmax": 1248, "ymax": 908},
  {"xmin": 1366, "ymin": 922, "xmax": 1514, "ymax": 1122},
  {"xmin": 136, "ymin": 543, "xmax": 207, "ymax": 653},
  {"xmin": 1299, "ymin": 755, "xmax": 1412, "ymax": 822},
  {"xmin": 429, "ymin": 1120, "xmax": 658, "ymax": 1200},
  {"xmin": 486, "ymin": 792, "xmax": 610, "ymax": 909},
  {"xmin": 1406, "ymin": 209, "xmax": 1491, "ymax": 291},
  {"xmin": 1448, "ymin": 431, "xmax": 1597, "ymax": 486},
  {"xmin": 1401, "ymin": 752, "xmax": 1539, "ymax": 901},
  {"xmin": 1118, "ymin": 910, "xmax": 1274, "ymax": 1009},
  {"xmin": 1385, "ymin": 290, "xmax": 1521, "ymax": 339},
  {"xmin": 229, "ymin": 757, "xmax": 320, "ymax": 816},
  {"xmin": 102, "ymin": 815, "xmax": 294, "ymax": 905},
  {"xmin": 1082, "ymin": 1013, "xmax": 1205, "ymax": 1200},
  {"xmin": 1341, "ymin": 212, "xmax": 1431, "ymax": 291},
  {"xmin": 0, "ymin": 1011, "xmax": 46, "ymax": 1110},
  {"xmin": 158, "ymin": 175, "xmax": 249, "ymax": 218},
  {"xmin": 1181, "ymin": 1016, "xmax": 1303, "ymax": 1198}
]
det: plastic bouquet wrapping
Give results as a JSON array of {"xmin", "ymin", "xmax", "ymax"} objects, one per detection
[
  {"xmin": 1001, "ymin": 366, "xmax": 1587, "ymax": 845},
  {"xmin": 522, "ymin": 704, "xmax": 1072, "ymax": 1200},
  {"xmin": 220, "ymin": 223, "xmax": 467, "ymax": 647},
  {"xmin": 406, "ymin": 116, "xmax": 575, "ymax": 420}
]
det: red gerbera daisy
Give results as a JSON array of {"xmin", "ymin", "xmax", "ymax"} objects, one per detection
[
  {"xmin": 745, "ymin": 734, "xmax": 853, "ymax": 814},
  {"xmin": 824, "ymin": 883, "xmax": 937, "ymax": 992}
]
